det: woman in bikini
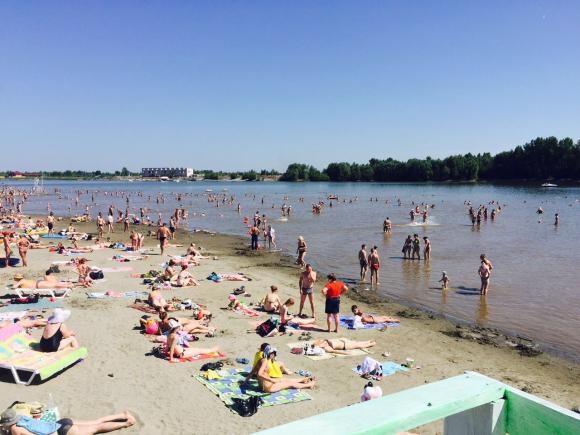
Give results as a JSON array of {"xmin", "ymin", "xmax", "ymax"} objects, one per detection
[
  {"xmin": 166, "ymin": 320, "xmax": 219, "ymax": 362},
  {"xmin": 351, "ymin": 305, "xmax": 400, "ymax": 324},
  {"xmin": 17, "ymin": 235, "xmax": 30, "ymax": 267},
  {"xmin": 296, "ymin": 236, "xmax": 307, "ymax": 267},
  {"xmin": 39, "ymin": 309, "xmax": 79, "ymax": 352},
  {"xmin": 256, "ymin": 346, "xmax": 315, "ymax": 393},
  {"xmin": 75, "ymin": 258, "xmax": 93, "ymax": 288},
  {"xmin": 311, "ymin": 338, "xmax": 376, "ymax": 353},
  {"xmin": 262, "ymin": 285, "xmax": 282, "ymax": 313}
]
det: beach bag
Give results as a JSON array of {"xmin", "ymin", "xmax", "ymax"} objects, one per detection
[
  {"xmin": 256, "ymin": 318, "xmax": 278, "ymax": 337},
  {"xmin": 232, "ymin": 396, "xmax": 262, "ymax": 417},
  {"xmin": 89, "ymin": 270, "xmax": 104, "ymax": 280},
  {"xmin": 200, "ymin": 361, "xmax": 223, "ymax": 372}
]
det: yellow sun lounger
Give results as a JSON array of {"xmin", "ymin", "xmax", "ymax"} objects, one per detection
[{"xmin": 0, "ymin": 324, "xmax": 87, "ymax": 385}]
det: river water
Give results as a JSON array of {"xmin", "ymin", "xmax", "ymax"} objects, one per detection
[{"xmin": 5, "ymin": 180, "xmax": 580, "ymax": 360}]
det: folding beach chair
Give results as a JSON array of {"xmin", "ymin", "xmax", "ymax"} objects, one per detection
[{"xmin": 0, "ymin": 324, "xmax": 88, "ymax": 385}]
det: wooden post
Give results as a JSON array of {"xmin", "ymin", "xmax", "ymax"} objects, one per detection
[{"xmin": 444, "ymin": 399, "xmax": 506, "ymax": 435}]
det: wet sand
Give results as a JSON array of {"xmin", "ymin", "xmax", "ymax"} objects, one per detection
[{"xmin": 1, "ymin": 219, "xmax": 579, "ymax": 434}]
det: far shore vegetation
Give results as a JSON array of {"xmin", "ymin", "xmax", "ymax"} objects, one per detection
[{"xmin": 2, "ymin": 137, "xmax": 579, "ymax": 183}]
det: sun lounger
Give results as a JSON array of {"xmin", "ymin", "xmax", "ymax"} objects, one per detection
[
  {"xmin": 13, "ymin": 288, "xmax": 70, "ymax": 299},
  {"xmin": 0, "ymin": 324, "xmax": 88, "ymax": 385}
]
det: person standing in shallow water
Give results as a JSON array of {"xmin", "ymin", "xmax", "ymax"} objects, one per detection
[
  {"xmin": 296, "ymin": 236, "xmax": 307, "ymax": 267},
  {"xmin": 423, "ymin": 236, "xmax": 431, "ymax": 260},
  {"xmin": 369, "ymin": 246, "xmax": 380, "ymax": 286},
  {"xmin": 554, "ymin": 213, "xmax": 559, "ymax": 226},
  {"xmin": 411, "ymin": 234, "xmax": 421, "ymax": 260},
  {"xmin": 359, "ymin": 244, "xmax": 368, "ymax": 282}
]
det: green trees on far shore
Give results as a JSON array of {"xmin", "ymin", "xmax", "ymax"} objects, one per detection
[{"xmin": 280, "ymin": 137, "xmax": 580, "ymax": 182}]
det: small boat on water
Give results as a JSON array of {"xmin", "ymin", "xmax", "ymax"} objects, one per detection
[
  {"xmin": 159, "ymin": 176, "xmax": 170, "ymax": 182},
  {"xmin": 327, "ymin": 195, "xmax": 338, "ymax": 200},
  {"xmin": 541, "ymin": 183, "xmax": 558, "ymax": 187}
]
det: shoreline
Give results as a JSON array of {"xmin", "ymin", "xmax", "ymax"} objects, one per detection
[{"xmin": 2, "ymin": 218, "xmax": 579, "ymax": 434}]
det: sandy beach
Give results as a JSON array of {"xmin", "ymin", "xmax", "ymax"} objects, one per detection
[{"xmin": 1, "ymin": 220, "xmax": 579, "ymax": 434}]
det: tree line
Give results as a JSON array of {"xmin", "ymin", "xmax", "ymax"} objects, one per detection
[{"xmin": 279, "ymin": 137, "xmax": 580, "ymax": 182}]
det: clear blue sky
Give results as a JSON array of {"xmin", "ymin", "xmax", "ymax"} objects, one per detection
[{"xmin": 1, "ymin": 1, "xmax": 579, "ymax": 172}]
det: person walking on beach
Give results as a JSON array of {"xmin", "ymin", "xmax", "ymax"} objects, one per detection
[
  {"xmin": 322, "ymin": 273, "xmax": 348, "ymax": 333},
  {"xmin": 157, "ymin": 223, "xmax": 171, "ymax": 256},
  {"xmin": 107, "ymin": 212, "xmax": 114, "ymax": 233},
  {"xmin": 17, "ymin": 234, "xmax": 30, "ymax": 267},
  {"xmin": 97, "ymin": 212, "xmax": 105, "ymax": 238},
  {"xmin": 369, "ymin": 246, "xmax": 380, "ymax": 286},
  {"xmin": 47, "ymin": 212, "xmax": 55, "ymax": 235},
  {"xmin": 359, "ymin": 244, "xmax": 368, "ymax": 282},
  {"xmin": 298, "ymin": 264, "xmax": 317, "ymax": 318},
  {"xmin": 296, "ymin": 236, "xmax": 307, "ymax": 267},
  {"xmin": 250, "ymin": 224, "xmax": 260, "ymax": 250}
]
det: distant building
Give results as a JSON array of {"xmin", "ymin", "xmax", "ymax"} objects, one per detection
[{"xmin": 141, "ymin": 167, "xmax": 193, "ymax": 178}]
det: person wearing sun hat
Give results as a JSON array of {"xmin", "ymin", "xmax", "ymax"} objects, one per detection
[
  {"xmin": 39, "ymin": 308, "xmax": 79, "ymax": 352},
  {"xmin": 255, "ymin": 345, "xmax": 316, "ymax": 393}
]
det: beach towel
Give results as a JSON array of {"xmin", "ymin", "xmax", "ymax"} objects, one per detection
[
  {"xmin": 232, "ymin": 306, "xmax": 261, "ymax": 318},
  {"xmin": 194, "ymin": 368, "xmax": 311, "ymax": 408},
  {"xmin": 285, "ymin": 341, "xmax": 370, "ymax": 361},
  {"xmin": 87, "ymin": 291, "xmax": 148, "ymax": 299},
  {"xmin": 352, "ymin": 361, "xmax": 409, "ymax": 377},
  {"xmin": 169, "ymin": 351, "xmax": 225, "ymax": 363},
  {"xmin": 339, "ymin": 316, "xmax": 400, "ymax": 330},
  {"xmin": 127, "ymin": 302, "xmax": 158, "ymax": 314},
  {"xmin": 0, "ymin": 300, "xmax": 63, "ymax": 313}
]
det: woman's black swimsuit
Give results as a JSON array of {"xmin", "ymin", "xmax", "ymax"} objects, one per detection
[{"xmin": 40, "ymin": 325, "xmax": 63, "ymax": 352}]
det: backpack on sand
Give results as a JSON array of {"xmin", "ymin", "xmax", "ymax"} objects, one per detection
[{"xmin": 231, "ymin": 396, "xmax": 263, "ymax": 417}]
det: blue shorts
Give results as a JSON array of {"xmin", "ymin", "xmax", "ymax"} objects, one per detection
[{"xmin": 301, "ymin": 287, "xmax": 313, "ymax": 295}]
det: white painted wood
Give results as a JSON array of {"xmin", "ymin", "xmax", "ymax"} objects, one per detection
[{"xmin": 444, "ymin": 399, "xmax": 506, "ymax": 435}]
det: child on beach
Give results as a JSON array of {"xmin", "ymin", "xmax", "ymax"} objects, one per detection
[{"xmin": 439, "ymin": 271, "xmax": 449, "ymax": 289}]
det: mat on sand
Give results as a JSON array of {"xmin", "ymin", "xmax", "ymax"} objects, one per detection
[
  {"xmin": 286, "ymin": 341, "xmax": 370, "ymax": 360},
  {"xmin": 352, "ymin": 361, "xmax": 409, "ymax": 376},
  {"xmin": 194, "ymin": 368, "xmax": 311, "ymax": 407},
  {"xmin": 339, "ymin": 316, "xmax": 400, "ymax": 330},
  {"xmin": 0, "ymin": 300, "xmax": 63, "ymax": 313}
]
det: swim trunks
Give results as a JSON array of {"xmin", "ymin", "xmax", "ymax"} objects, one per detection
[
  {"xmin": 325, "ymin": 297, "xmax": 340, "ymax": 314},
  {"xmin": 301, "ymin": 287, "xmax": 313, "ymax": 295}
]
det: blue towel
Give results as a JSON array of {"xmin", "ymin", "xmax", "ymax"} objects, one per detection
[
  {"xmin": 352, "ymin": 361, "xmax": 409, "ymax": 376},
  {"xmin": 0, "ymin": 300, "xmax": 64, "ymax": 313},
  {"xmin": 16, "ymin": 416, "xmax": 61, "ymax": 435},
  {"xmin": 339, "ymin": 316, "xmax": 400, "ymax": 330}
]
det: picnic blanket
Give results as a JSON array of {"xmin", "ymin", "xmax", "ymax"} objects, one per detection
[
  {"xmin": 87, "ymin": 291, "xmax": 148, "ymax": 299},
  {"xmin": 339, "ymin": 316, "xmax": 400, "ymax": 330},
  {"xmin": 286, "ymin": 341, "xmax": 371, "ymax": 361},
  {"xmin": 352, "ymin": 361, "xmax": 409, "ymax": 377},
  {"xmin": 0, "ymin": 300, "xmax": 63, "ymax": 313},
  {"xmin": 194, "ymin": 368, "xmax": 311, "ymax": 407}
]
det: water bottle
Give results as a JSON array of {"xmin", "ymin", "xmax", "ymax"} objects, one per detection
[{"xmin": 47, "ymin": 393, "xmax": 60, "ymax": 420}]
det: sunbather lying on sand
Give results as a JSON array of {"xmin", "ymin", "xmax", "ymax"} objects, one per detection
[
  {"xmin": 255, "ymin": 345, "xmax": 315, "ymax": 393},
  {"xmin": 0, "ymin": 408, "xmax": 136, "ymax": 435},
  {"xmin": 13, "ymin": 271, "xmax": 73, "ymax": 290},
  {"xmin": 310, "ymin": 338, "xmax": 376, "ymax": 354},
  {"xmin": 351, "ymin": 305, "xmax": 399, "ymax": 324},
  {"xmin": 166, "ymin": 320, "xmax": 219, "ymax": 362},
  {"xmin": 0, "ymin": 316, "xmax": 47, "ymax": 329}
]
